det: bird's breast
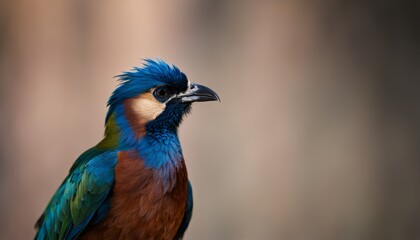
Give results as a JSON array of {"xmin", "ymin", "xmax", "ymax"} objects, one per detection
[{"xmin": 80, "ymin": 151, "xmax": 188, "ymax": 240}]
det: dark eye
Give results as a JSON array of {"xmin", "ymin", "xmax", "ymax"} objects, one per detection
[
  {"xmin": 153, "ymin": 86, "xmax": 171, "ymax": 102},
  {"xmin": 157, "ymin": 88, "xmax": 167, "ymax": 97}
]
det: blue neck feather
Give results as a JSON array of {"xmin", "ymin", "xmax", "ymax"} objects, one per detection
[
  {"xmin": 137, "ymin": 100, "xmax": 191, "ymax": 168},
  {"xmin": 137, "ymin": 130, "xmax": 182, "ymax": 169},
  {"xmin": 112, "ymin": 103, "xmax": 186, "ymax": 169}
]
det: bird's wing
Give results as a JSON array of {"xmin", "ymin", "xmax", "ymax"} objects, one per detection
[
  {"xmin": 174, "ymin": 180, "xmax": 194, "ymax": 240},
  {"xmin": 35, "ymin": 149, "xmax": 118, "ymax": 240}
]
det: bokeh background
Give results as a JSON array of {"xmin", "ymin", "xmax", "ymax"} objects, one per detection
[{"xmin": 1, "ymin": 1, "xmax": 419, "ymax": 239}]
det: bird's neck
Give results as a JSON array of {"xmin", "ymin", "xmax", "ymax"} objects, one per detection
[
  {"xmin": 98, "ymin": 105, "xmax": 183, "ymax": 169},
  {"xmin": 136, "ymin": 129, "xmax": 183, "ymax": 168}
]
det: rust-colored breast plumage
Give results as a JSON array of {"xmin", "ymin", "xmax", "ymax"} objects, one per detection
[{"xmin": 80, "ymin": 151, "xmax": 188, "ymax": 240}]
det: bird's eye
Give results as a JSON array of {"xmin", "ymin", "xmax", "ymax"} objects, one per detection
[
  {"xmin": 153, "ymin": 87, "xmax": 171, "ymax": 102},
  {"xmin": 157, "ymin": 88, "xmax": 167, "ymax": 97}
]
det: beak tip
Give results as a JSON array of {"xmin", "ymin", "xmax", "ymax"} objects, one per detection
[{"xmin": 210, "ymin": 91, "xmax": 221, "ymax": 103}]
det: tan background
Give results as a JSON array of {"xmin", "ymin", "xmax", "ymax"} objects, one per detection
[{"xmin": 1, "ymin": 1, "xmax": 419, "ymax": 239}]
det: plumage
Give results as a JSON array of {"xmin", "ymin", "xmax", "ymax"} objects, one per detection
[
  {"xmin": 35, "ymin": 59, "xmax": 219, "ymax": 240},
  {"xmin": 35, "ymin": 148, "xmax": 117, "ymax": 240},
  {"xmin": 79, "ymin": 151, "xmax": 188, "ymax": 239}
]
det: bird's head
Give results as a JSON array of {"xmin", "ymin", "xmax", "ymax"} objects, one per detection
[{"xmin": 103, "ymin": 59, "xmax": 219, "ymax": 147}]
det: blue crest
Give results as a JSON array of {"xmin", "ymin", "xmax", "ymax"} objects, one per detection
[{"xmin": 106, "ymin": 58, "xmax": 188, "ymax": 122}]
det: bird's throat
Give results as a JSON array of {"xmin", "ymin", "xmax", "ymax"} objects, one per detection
[{"xmin": 99, "ymin": 106, "xmax": 183, "ymax": 170}]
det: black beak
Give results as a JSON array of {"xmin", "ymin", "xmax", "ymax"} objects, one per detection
[{"xmin": 179, "ymin": 83, "xmax": 220, "ymax": 103}]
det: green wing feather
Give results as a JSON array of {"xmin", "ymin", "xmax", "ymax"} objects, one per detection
[{"xmin": 35, "ymin": 148, "xmax": 118, "ymax": 240}]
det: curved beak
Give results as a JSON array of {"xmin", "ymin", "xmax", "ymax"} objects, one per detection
[{"xmin": 179, "ymin": 83, "xmax": 221, "ymax": 103}]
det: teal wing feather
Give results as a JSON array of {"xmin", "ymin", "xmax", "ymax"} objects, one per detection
[{"xmin": 35, "ymin": 148, "xmax": 118, "ymax": 240}]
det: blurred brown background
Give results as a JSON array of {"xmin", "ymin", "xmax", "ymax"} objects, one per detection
[{"xmin": 1, "ymin": 0, "xmax": 419, "ymax": 239}]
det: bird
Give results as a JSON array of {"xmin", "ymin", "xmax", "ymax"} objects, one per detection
[{"xmin": 34, "ymin": 59, "xmax": 220, "ymax": 240}]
